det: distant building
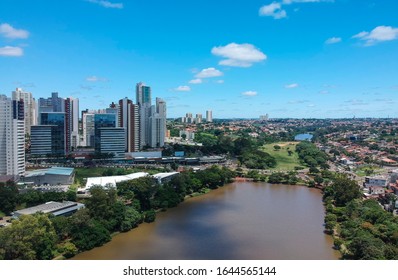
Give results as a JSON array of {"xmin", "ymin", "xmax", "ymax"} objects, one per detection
[
  {"xmin": 206, "ymin": 110, "xmax": 213, "ymax": 122},
  {"xmin": 195, "ymin": 113, "xmax": 203, "ymax": 124},
  {"xmin": 13, "ymin": 201, "xmax": 85, "ymax": 219},
  {"xmin": 259, "ymin": 114, "xmax": 269, "ymax": 121}
]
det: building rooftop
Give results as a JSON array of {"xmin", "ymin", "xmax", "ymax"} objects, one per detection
[
  {"xmin": 152, "ymin": 172, "xmax": 179, "ymax": 180},
  {"xmin": 14, "ymin": 201, "xmax": 81, "ymax": 216},
  {"xmin": 25, "ymin": 167, "xmax": 74, "ymax": 177},
  {"xmin": 84, "ymin": 172, "xmax": 149, "ymax": 189}
]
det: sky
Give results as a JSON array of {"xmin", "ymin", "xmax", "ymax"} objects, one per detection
[{"xmin": 0, "ymin": 0, "xmax": 397, "ymax": 119}]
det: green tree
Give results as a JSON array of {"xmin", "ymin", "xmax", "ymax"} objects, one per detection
[
  {"xmin": 0, "ymin": 181, "xmax": 18, "ymax": 215},
  {"xmin": 0, "ymin": 214, "xmax": 57, "ymax": 260}
]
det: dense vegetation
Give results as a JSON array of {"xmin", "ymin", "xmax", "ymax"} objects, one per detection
[
  {"xmin": 267, "ymin": 172, "xmax": 299, "ymax": 185},
  {"xmin": 0, "ymin": 180, "xmax": 76, "ymax": 216},
  {"xmin": 296, "ymin": 141, "xmax": 329, "ymax": 170},
  {"xmin": 323, "ymin": 175, "xmax": 398, "ymax": 259},
  {"xmin": 0, "ymin": 166, "xmax": 235, "ymax": 259}
]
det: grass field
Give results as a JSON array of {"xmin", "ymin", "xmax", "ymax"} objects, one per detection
[
  {"xmin": 261, "ymin": 142, "xmax": 303, "ymax": 171},
  {"xmin": 355, "ymin": 165, "xmax": 384, "ymax": 177}
]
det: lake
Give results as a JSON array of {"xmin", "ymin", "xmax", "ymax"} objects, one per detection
[{"xmin": 73, "ymin": 182, "xmax": 339, "ymax": 260}]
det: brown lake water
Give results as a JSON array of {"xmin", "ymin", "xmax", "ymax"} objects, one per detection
[{"xmin": 73, "ymin": 182, "xmax": 340, "ymax": 260}]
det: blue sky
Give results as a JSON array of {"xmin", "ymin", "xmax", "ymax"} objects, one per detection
[{"xmin": 0, "ymin": 0, "xmax": 397, "ymax": 118}]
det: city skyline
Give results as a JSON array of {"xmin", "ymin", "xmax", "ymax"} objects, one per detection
[{"xmin": 0, "ymin": 0, "xmax": 398, "ymax": 118}]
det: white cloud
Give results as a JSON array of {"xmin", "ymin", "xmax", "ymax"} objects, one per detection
[
  {"xmin": 353, "ymin": 26, "xmax": 398, "ymax": 46},
  {"xmin": 242, "ymin": 91, "xmax": 258, "ymax": 96},
  {"xmin": 0, "ymin": 23, "xmax": 29, "ymax": 39},
  {"xmin": 189, "ymin": 78, "xmax": 202, "ymax": 84},
  {"xmin": 0, "ymin": 46, "xmax": 23, "ymax": 56},
  {"xmin": 261, "ymin": 0, "xmax": 334, "ymax": 19},
  {"xmin": 216, "ymin": 80, "xmax": 224, "ymax": 84},
  {"xmin": 259, "ymin": 2, "xmax": 287, "ymax": 19},
  {"xmin": 87, "ymin": 0, "xmax": 123, "ymax": 9},
  {"xmin": 319, "ymin": 90, "xmax": 329, "ymax": 94},
  {"xmin": 86, "ymin": 75, "xmax": 108, "ymax": 82},
  {"xmin": 195, "ymin": 67, "xmax": 223, "ymax": 78},
  {"xmin": 285, "ymin": 83, "xmax": 299, "ymax": 88},
  {"xmin": 211, "ymin": 43, "xmax": 267, "ymax": 67},
  {"xmin": 174, "ymin": 86, "xmax": 191, "ymax": 92},
  {"xmin": 325, "ymin": 37, "xmax": 342, "ymax": 44}
]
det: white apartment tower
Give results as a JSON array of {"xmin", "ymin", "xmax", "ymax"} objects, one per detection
[
  {"xmin": 69, "ymin": 97, "xmax": 79, "ymax": 149},
  {"xmin": 206, "ymin": 110, "xmax": 213, "ymax": 122},
  {"xmin": 0, "ymin": 95, "xmax": 25, "ymax": 176},
  {"xmin": 12, "ymin": 88, "xmax": 36, "ymax": 135},
  {"xmin": 148, "ymin": 98, "xmax": 166, "ymax": 148}
]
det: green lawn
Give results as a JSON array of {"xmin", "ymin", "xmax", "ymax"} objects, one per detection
[
  {"xmin": 355, "ymin": 165, "xmax": 384, "ymax": 177},
  {"xmin": 261, "ymin": 142, "xmax": 303, "ymax": 171}
]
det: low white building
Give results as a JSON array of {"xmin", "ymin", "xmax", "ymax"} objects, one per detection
[
  {"xmin": 82, "ymin": 172, "xmax": 149, "ymax": 190},
  {"xmin": 13, "ymin": 201, "xmax": 85, "ymax": 218}
]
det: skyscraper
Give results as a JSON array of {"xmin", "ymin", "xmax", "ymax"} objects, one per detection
[
  {"xmin": 0, "ymin": 95, "xmax": 25, "ymax": 176},
  {"xmin": 38, "ymin": 112, "xmax": 66, "ymax": 156},
  {"xmin": 94, "ymin": 113, "xmax": 125, "ymax": 159},
  {"xmin": 82, "ymin": 112, "xmax": 95, "ymax": 147},
  {"xmin": 149, "ymin": 98, "xmax": 166, "ymax": 148},
  {"xmin": 119, "ymin": 97, "xmax": 140, "ymax": 152},
  {"xmin": 206, "ymin": 110, "xmax": 213, "ymax": 122},
  {"xmin": 37, "ymin": 92, "xmax": 78, "ymax": 153},
  {"xmin": 12, "ymin": 88, "xmax": 36, "ymax": 135},
  {"xmin": 136, "ymin": 82, "xmax": 152, "ymax": 149}
]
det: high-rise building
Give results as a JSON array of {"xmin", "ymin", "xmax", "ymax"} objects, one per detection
[
  {"xmin": 195, "ymin": 113, "xmax": 203, "ymax": 124},
  {"xmin": 94, "ymin": 113, "xmax": 116, "ymax": 153},
  {"xmin": 30, "ymin": 125, "xmax": 62, "ymax": 157},
  {"xmin": 0, "ymin": 95, "xmax": 25, "ymax": 176},
  {"xmin": 38, "ymin": 112, "xmax": 66, "ymax": 156},
  {"xmin": 68, "ymin": 97, "xmax": 79, "ymax": 149},
  {"xmin": 149, "ymin": 98, "xmax": 166, "ymax": 148},
  {"xmin": 136, "ymin": 82, "xmax": 152, "ymax": 149},
  {"xmin": 119, "ymin": 98, "xmax": 140, "ymax": 152},
  {"xmin": 96, "ymin": 127, "xmax": 125, "ymax": 160},
  {"xmin": 206, "ymin": 110, "xmax": 213, "ymax": 122},
  {"xmin": 12, "ymin": 88, "xmax": 36, "ymax": 135},
  {"xmin": 82, "ymin": 113, "xmax": 95, "ymax": 147},
  {"xmin": 37, "ymin": 92, "xmax": 78, "ymax": 153}
]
